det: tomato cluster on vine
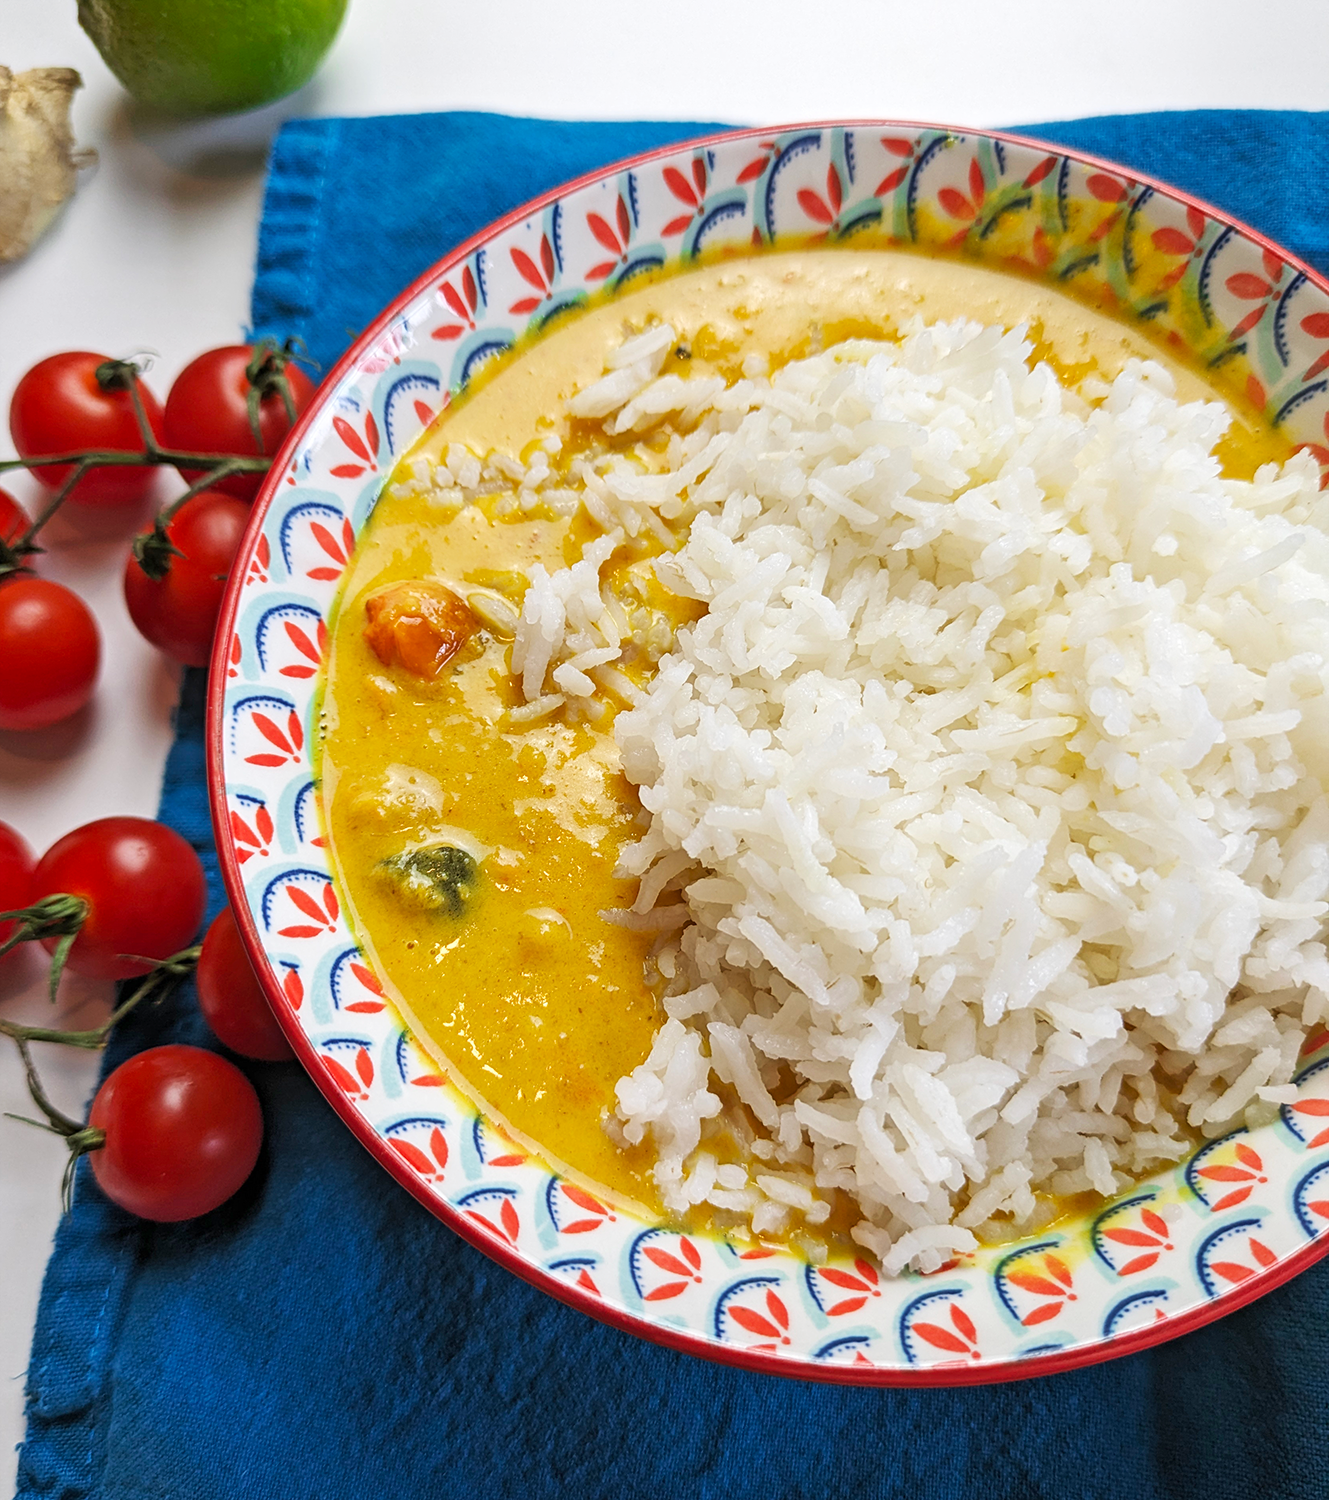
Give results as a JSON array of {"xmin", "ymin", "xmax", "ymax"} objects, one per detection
[
  {"xmin": 0, "ymin": 342, "xmax": 314, "ymax": 728},
  {"xmin": 1, "ymin": 814, "xmax": 293, "ymax": 1221},
  {"xmin": 2, "ymin": 337, "xmax": 314, "ymax": 1222}
]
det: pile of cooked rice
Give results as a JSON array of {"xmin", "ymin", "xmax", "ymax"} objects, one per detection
[{"xmin": 408, "ymin": 316, "xmax": 1329, "ymax": 1273}]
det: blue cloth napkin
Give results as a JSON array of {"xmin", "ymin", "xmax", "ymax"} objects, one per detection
[{"xmin": 17, "ymin": 110, "xmax": 1329, "ymax": 1500}]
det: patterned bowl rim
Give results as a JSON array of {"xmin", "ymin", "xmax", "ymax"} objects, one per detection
[{"xmin": 207, "ymin": 119, "xmax": 1329, "ymax": 1385}]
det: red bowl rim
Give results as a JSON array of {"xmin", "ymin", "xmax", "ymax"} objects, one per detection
[{"xmin": 207, "ymin": 117, "xmax": 1329, "ymax": 1385}]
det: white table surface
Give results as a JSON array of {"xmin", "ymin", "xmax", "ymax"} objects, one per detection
[{"xmin": 2, "ymin": 0, "xmax": 1327, "ymax": 1490}]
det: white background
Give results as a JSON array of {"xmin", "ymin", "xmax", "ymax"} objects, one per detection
[{"xmin": 2, "ymin": 0, "xmax": 1327, "ymax": 1490}]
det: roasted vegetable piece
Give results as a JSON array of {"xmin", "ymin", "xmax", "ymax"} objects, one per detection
[
  {"xmin": 363, "ymin": 580, "xmax": 477, "ymax": 679},
  {"xmin": 379, "ymin": 845, "xmax": 477, "ymax": 917}
]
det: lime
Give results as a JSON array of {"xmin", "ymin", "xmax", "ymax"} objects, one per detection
[{"xmin": 78, "ymin": 0, "xmax": 349, "ymax": 117}]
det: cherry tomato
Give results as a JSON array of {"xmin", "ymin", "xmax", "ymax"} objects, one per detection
[
  {"xmin": 0, "ymin": 821, "xmax": 34, "ymax": 946},
  {"xmin": 0, "ymin": 576, "xmax": 101, "ymax": 731},
  {"xmin": 29, "ymin": 817, "xmax": 207, "ymax": 981},
  {"xmin": 123, "ymin": 491, "xmax": 249, "ymax": 667},
  {"xmin": 163, "ymin": 345, "xmax": 315, "ymax": 502},
  {"xmin": 0, "ymin": 486, "xmax": 27, "ymax": 547},
  {"xmin": 9, "ymin": 352, "xmax": 165, "ymax": 508},
  {"xmin": 196, "ymin": 905, "xmax": 293, "ymax": 1061},
  {"xmin": 87, "ymin": 1045, "xmax": 263, "ymax": 1221}
]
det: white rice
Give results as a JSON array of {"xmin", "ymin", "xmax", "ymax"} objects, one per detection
[{"xmin": 426, "ymin": 315, "xmax": 1329, "ymax": 1271}]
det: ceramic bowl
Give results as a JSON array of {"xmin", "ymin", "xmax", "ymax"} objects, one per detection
[{"xmin": 209, "ymin": 122, "xmax": 1329, "ymax": 1384}]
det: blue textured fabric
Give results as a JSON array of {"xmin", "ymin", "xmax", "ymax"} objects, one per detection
[
  {"xmin": 17, "ymin": 111, "xmax": 1329, "ymax": 1500},
  {"xmin": 250, "ymin": 113, "xmax": 727, "ymax": 377}
]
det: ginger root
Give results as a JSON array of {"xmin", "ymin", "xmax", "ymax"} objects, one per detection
[{"xmin": 0, "ymin": 67, "xmax": 94, "ymax": 263}]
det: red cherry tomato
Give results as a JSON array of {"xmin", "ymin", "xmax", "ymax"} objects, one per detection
[
  {"xmin": 0, "ymin": 486, "xmax": 27, "ymax": 546},
  {"xmin": 196, "ymin": 905, "xmax": 293, "ymax": 1061},
  {"xmin": 10, "ymin": 352, "xmax": 165, "ymax": 508},
  {"xmin": 163, "ymin": 345, "xmax": 315, "ymax": 502},
  {"xmin": 87, "ymin": 1045, "xmax": 263, "ymax": 1221},
  {"xmin": 30, "ymin": 817, "xmax": 207, "ymax": 981},
  {"xmin": 0, "ymin": 576, "xmax": 101, "ymax": 731},
  {"xmin": 0, "ymin": 821, "xmax": 34, "ymax": 947},
  {"xmin": 123, "ymin": 491, "xmax": 249, "ymax": 667}
]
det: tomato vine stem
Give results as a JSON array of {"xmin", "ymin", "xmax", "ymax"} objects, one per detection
[
  {"xmin": 245, "ymin": 336, "xmax": 305, "ymax": 445},
  {"xmin": 0, "ymin": 449, "xmax": 270, "ymax": 474},
  {"xmin": 1, "ymin": 943, "xmax": 202, "ymax": 1209},
  {"xmin": 0, "ymin": 893, "xmax": 90, "ymax": 1000},
  {"xmin": 0, "ymin": 446, "xmax": 270, "ymax": 579},
  {"xmin": 132, "ymin": 456, "xmax": 254, "ymax": 580},
  {"xmin": 0, "ymin": 942, "xmax": 200, "ymax": 1045}
]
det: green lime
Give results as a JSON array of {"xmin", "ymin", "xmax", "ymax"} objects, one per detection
[{"xmin": 78, "ymin": 0, "xmax": 349, "ymax": 117}]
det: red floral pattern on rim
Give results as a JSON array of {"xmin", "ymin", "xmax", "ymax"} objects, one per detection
[
  {"xmin": 548, "ymin": 1180, "xmax": 616, "ymax": 1235},
  {"xmin": 1197, "ymin": 1219, "xmax": 1280, "ymax": 1295},
  {"xmin": 1084, "ymin": 168, "xmax": 1135, "ymax": 242},
  {"xmin": 1100, "ymin": 1205, "xmax": 1175, "ymax": 1277},
  {"xmin": 1289, "ymin": 1099, "xmax": 1329, "ymax": 1148},
  {"xmin": 635, "ymin": 1234, "xmax": 704, "ymax": 1302},
  {"xmin": 305, "ymin": 516, "xmax": 355, "ymax": 583},
  {"xmin": 322, "ymin": 1040, "xmax": 374, "ymax": 1103},
  {"xmin": 330, "ymin": 411, "xmax": 379, "ymax": 478},
  {"xmin": 1150, "ymin": 204, "xmax": 1210, "ymax": 290},
  {"xmin": 874, "ymin": 134, "xmax": 917, "ymax": 196},
  {"xmin": 661, "ymin": 158, "xmax": 709, "ymax": 238},
  {"xmin": 509, "ymin": 234, "xmax": 558, "ymax": 315},
  {"xmin": 239, "ymin": 704, "xmax": 304, "ymax": 768},
  {"xmin": 719, "ymin": 1280, "xmax": 792, "ymax": 1350},
  {"xmin": 1194, "ymin": 1141, "xmax": 1269, "ymax": 1210},
  {"xmin": 912, "ymin": 1302, "xmax": 981, "ymax": 1363},
  {"xmin": 464, "ymin": 1189, "xmax": 521, "ymax": 1246},
  {"xmin": 277, "ymin": 618, "xmax": 327, "ymax": 680},
  {"xmin": 996, "ymin": 1246, "xmax": 1077, "ymax": 1327},
  {"xmin": 1224, "ymin": 248, "xmax": 1289, "ymax": 341},
  {"xmin": 815, "ymin": 1257, "xmax": 882, "ymax": 1316},
  {"xmin": 587, "ymin": 195, "xmax": 635, "ymax": 280},
  {"xmin": 938, "ymin": 156, "xmax": 988, "ymax": 245},
  {"xmin": 432, "ymin": 264, "xmax": 481, "ymax": 341},
  {"xmin": 227, "ymin": 796, "xmax": 272, "ymax": 864},
  {"xmin": 736, "ymin": 140, "xmax": 778, "ymax": 185},
  {"xmin": 797, "ymin": 161, "xmax": 848, "ymax": 241},
  {"xmin": 385, "ymin": 1119, "xmax": 450, "ymax": 1184}
]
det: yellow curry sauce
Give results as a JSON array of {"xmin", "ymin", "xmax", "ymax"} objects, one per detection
[{"xmin": 318, "ymin": 248, "xmax": 1289, "ymax": 1220}]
